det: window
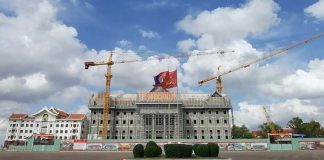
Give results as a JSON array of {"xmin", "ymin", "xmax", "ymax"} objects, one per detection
[
  {"xmin": 100, "ymin": 120, "xmax": 103, "ymax": 124},
  {"xmin": 25, "ymin": 130, "xmax": 27, "ymax": 133},
  {"xmin": 59, "ymin": 136, "xmax": 62, "ymax": 140},
  {"xmin": 209, "ymin": 119, "xmax": 212, "ymax": 124},
  {"xmin": 101, "ymin": 112, "xmax": 103, "ymax": 114},
  {"xmin": 123, "ymin": 120, "xmax": 126, "ymax": 124},
  {"xmin": 187, "ymin": 130, "xmax": 189, "ymax": 133},
  {"xmin": 122, "ymin": 136, "xmax": 125, "ymax": 139},
  {"xmin": 115, "ymin": 130, "xmax": 118, "ymax": 133},
  {"xmin": 130, "ymin": 120, "xmax": 133, "ymax": 124},
  {"xmin": 116, "ymin": 120, "xmax": 119, "ymax": 124},
  {"xmin": 201, "ymin": 130, "xmax": 204, "ymax": 133},
  {"xmin": 194, "ymin": 120, "xmax": 196, "ymax": 124},
  {"xmin": 108, "ymin": 120, "xmax": 110, "ymax": 124},
  {"xmin": 65, "ymin": 130, "xmax": 68, "ymax": 133},
  {"xmin": 225, "ymin": 130, "xmax": 228, "ymax": 133},
  {"xmin": 130, "ymin": 130, "xmax": 133, "ymax": 134},
  {"xmin": 208, "ymin": 111, "xmax": 211, "ymax": 114},
  {"xmin": 19, "ymin": 136, "xmax": 22, "ymax": 139},
  {"xmin": 217, "ymin": 130, "xmax": 220, "ymax": 134},
  {"xmin": 186, "ymin": 112, "xmax": 189, "ymax": 115},
  {"xmin": 186, "ymin": 120, "xmax": 189, "ymax": 124},
  {"xmin": 210, "ymin": 136, "xmax": 213, "ymax": 139},
  {"xmin": 92, "ymin": 120, "xmax": 96, "ymax": 124},
  {"xmin": 61, "ymin": 124, "xmax": 63, "ymax": 127},
  {"xmin": 218, "ymin": 136, "xmax": 221, "ymax": 139},
  {"xmin": 224, "ymin": 120, "xmax": 227, "ymax": 124},
  {"xmin": 122, "ymin": 130, "xmax": 125, "ymax": 133},
  {"xmin": 201, "ymin": 120, "xmax": 204, "ymax": 124},
  {"xmin": 226, "ymin": 136, "xmax": 228, "ymax": 139},
  {"xmin": 29, "ymin": 130, "xmax": 32, "ymax": 133},
  {"xmin": 60, "ymin": 130, "xmax": 63, "ymax": 133},
  {"xmin": 56, "ymin": 124, "xmax": 59, "ymax": 127},
  {"xmin": 124, "ymin": 112, "xmax": 126, "ymax": 115},
  {"xmin": 26, "ymin": 124, "xmax": 29, "ymax": 127},
  {"xmin": 216, "ymin": 111, "xmax": 219, "ymax": 114},
  {"xmin": 50, "ymin": 124, "xmax": 52, "ymax": 127},
  {"xmin": 202, "ymin": 136, "xmax": 205, "ymax": 139},
  {"xmin": 210, "ymin": 130, "xmax": 213, "ymax": 133},
  {"xmin": 64, "ymin": 136, "xmax": 67, "ymax": 139},
  {"xmin": 117, "ymin": 112, "xmax": 119, "ymax": 116},
  {"xmin": 224, "ymin": 111, "xmax": 227, "ymax": 114},
  {"xmin": 65, "ymin": 124, "xmax": 68, "ymax": 127},
  {"xmin": 94, "ymin": 111, "xmax": 96, "ymax": 115},
  {"xmin": 20, "ymin": 130, "xmax": 23, "ymax": 133},
  {"xmin": 50, "ymin": 130, "xmax": 52, "ymax": 133},
  {"xmin": 193, "ymin": 112, "xmax": 196, "ymax": 115},
  {"xmin": 56, "ymin": 130, "xmax": 58, "ymax": 133},
  {"xmin": 217, "ymin": 120, "xmax": 219, "ymax": 124},
  {"xmin": 37, "ymin": 124, "xmax": 39, "ymax": 127},
  {"xmin": 109, "ymin": 111, "xmax": 111, "ymax": 114},
  {"xmin": 131, "ymin": 112, "xmax": 133, "ymax": 115},
  {"xmin": 115, "ymin": 136, "xmax": 117, "ymax": 139},
  {"xmin": 194, "ymin": 130, "xmax": 197, "ymax": 133},
  {"xmin": 21, "ymin": 124, "xmax": 24, "ymax": 127},
  {"xmin": 200, "ymin": 111, "xmax": 203, "ymax": 114},
  {"xmin": 195, "ymin": 136, "xmax": 197, "ymax": 139},
  {"xmin": 99, "ymin": 130, "xmax": 102, "ymax": 134},
  {"xmin": 130, "ymin": 136, "xmax": 132, "ymax": 139}
]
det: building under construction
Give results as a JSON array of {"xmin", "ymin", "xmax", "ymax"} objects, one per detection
[{"xmin": 87, "ymin": 88, "xmax": 233, "ymax": 140}]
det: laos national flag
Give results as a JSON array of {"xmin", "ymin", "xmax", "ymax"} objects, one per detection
[{"xmin": 153, "ymin": 70, "xmax": 177, "ymax": 89}]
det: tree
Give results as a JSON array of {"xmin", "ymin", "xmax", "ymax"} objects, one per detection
[
  {"xmin": 258, "ymin": 122, "xmax": 282, "ymax": 138},
  {"xmin": 303, "ymin": 120, "xmax": 322, "ymax": 138},
  {"xmin": 232, "ymin": 125, "xmax": 253, "ymax": 139},
  {"xmin": 287, "ymin": 117, "xmax": 304, "ymax": 134}
]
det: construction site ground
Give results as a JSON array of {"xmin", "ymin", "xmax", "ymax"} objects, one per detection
[{"xmin": 0, "ymin": 150, "xmax": 323, "ymax": 160}]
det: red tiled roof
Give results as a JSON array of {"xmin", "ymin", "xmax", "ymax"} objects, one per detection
[
  {"xmin": 9, "ymin": 114, "xmax": 28, "ymax": 119},
  {"xmin": 50, "ymin": 108, "xmax": 69, "ymax": 118},
  {"xmin": 68, "ymin": 114, "xmax": 85, "ymax": 120}
]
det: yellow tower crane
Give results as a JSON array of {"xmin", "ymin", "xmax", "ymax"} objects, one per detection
[
  {"xmin": 198, "ymin": 32, "xmax": 324, "ymax": 94},
  {"xmin": 262, "ymin": 106, "xmax": 277, "ymax": 133},
  {"xmin": 84, "ymin": 50, "xmax": 234, "ymax": 140}
]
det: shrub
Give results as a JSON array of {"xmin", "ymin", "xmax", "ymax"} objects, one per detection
[
  {"xmin": 193, "ymin": 144, "xmax": 199, "ymax": 155},
  {"xmin": 144, "ymin": 141, "xmax": 162, "ymax": 157},
  {"xmin": 196, "ymin": 144, "xmax": 209, "ymax": 157},
  {"xmin": 164, "ymin": 144, "xmax": 192, "ymax": 158},
  {"xmin": 133, "ymin": 144, "xmax": 144, "ymax": 158},
  {"xmin": 207, "ymin": 143, "xmax": 219, "ymax": 157}
]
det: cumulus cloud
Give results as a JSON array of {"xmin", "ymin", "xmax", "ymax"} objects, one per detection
[
  {"xmin": 177, "ymin": 38, "xmax": 196, "ymax": 52},
  {"xmin": 305, "ymin": 0, "xmax": 324, "ymax": 20},
  {"xmin": 260, "ymin": 59, "xmax": 324, "ymax": 99},
  {"xmin": 177, "ymin": 0, "xmax": 280, "ymax": 49},
  {"xmin": 139, "ymin": 29, "xmax": 160, "ymax": 39},
  {"xmin": 234, "ymin": 99, "xmax": 324, "ymax": 129}
]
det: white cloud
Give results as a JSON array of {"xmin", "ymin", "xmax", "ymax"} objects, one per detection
[
  {"xmin": 139, "ymin": 29, "xmax": 160, "ymax": 39},
  {"xmin": 234, "ymin": 99, "xmax": 324, "ymax": 130},
  {"xmin": 177, "ymin": 38, "xmax": 196, "ymax": 52},
  {"xmin": 260, "ymin": 59, "xmax": 324, "ymax": 99},
  {"xmin": 305, "ymin": 0, "xmax": 324, "ymax": 20},
  {"xmin": 177, "ymin": 0, "xmax": 280, "ymax": 49},
  {"xmin": 117, "ymin": 40, "xmax": 132, "ymax": 48}
]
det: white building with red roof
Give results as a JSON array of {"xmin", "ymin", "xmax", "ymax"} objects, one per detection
[{"xmin": 4, "ymin": 107, "xmax": 88, "ymax": 146}]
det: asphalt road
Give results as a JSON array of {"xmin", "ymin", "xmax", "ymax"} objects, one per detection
[{"xmin": 0, "ymin": 150, "xmax": 323, "ymax": 160}]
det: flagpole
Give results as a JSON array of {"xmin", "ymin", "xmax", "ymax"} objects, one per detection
[{"xmin": 176, "ymin": 69, "xmax": 180, "ymax": 141}]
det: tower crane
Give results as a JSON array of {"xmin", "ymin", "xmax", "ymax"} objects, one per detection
[
  {"xmin": 84, "ymin": 49, "xmax": 234, "ymax": 140},
  {"xmin": 198, "ymin": 32, "xmax": 324, "ymax": 94},
  {"xmin": 262, "ymin": 106, "xmax": 277, "ymax": 133}
]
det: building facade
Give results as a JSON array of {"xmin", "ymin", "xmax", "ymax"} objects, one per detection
[
  {"xmin": 4, "ymin": 107, "xmax": 89, "ymax": 146},
  {"xmin": 88, "ymin": 89, "xmax": 233, "ymax": 140}
]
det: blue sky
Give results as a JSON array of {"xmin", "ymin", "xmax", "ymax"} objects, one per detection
[{"xmin": 1, "ymin": 0, "xmax": 324, "ymax": 143}]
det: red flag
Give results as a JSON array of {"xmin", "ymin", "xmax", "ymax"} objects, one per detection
[{"xmin": 153, "ymin": 70, "xmax": 177, "ymax": 89}]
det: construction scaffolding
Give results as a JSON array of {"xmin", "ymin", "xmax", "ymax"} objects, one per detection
[{"xmin": 88, "ymin": 91, "xmax": 232, "ymax": 140}]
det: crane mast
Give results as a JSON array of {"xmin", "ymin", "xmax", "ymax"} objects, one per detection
[
  {"xmin": 262, "ymin": 106, "xmax": 276, "ymax": 133},
  {"xmin": 198, "ymin": 32, "xmax": 324, "ymax": 94}
]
